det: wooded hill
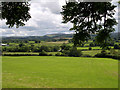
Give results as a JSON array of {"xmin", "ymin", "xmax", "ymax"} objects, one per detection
[{"xmin": 2, "ymin": 32, "xmax": 120, "ymax": 41}]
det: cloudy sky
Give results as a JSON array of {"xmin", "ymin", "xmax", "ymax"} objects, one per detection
[{"xmin": 0, "ymin": 0, "xmax": 119, "ymax": 36}]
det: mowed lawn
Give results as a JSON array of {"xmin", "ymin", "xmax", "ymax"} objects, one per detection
[{"xmin": 2, "ymin": 56, "xmax": 118, "ymax": 88}]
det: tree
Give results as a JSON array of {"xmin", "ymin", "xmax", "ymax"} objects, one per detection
[
  {"xmin": 39, "ymin": 50, "xmax": 48, "ymax": 56},
  {"xmin": 68, "ymin": 47, "xmax": 82, "ymax": 57},
  {"xmin": 2, "ymin": 2, "xmax": 31, "ymax": 28},
  {"xmin": 114, "ymin": 44, "xmax": 120, "ymax": 49},
  {"xmin": 60, "ymin": 43, "xmax": 71, "ymax": 51},
  {"xmin": 19, "ymin": 43, "xmax": 25, "ymax": 47},
  {"xmin": 118, "ymin": 1, "xmax": 120, "ymax": 4},
  {"xmin": 61, "ymin": 2, "xmax": 117, "ymax": 49}
]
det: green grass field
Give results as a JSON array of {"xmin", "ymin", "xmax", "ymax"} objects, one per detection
[
  {"xmin": 77, "ymin": 47, "xmax": 101, "ymax": 50},
  {"xmin": 2, "ymin": 56, "xmax": 118, "ymax": 88},
  {"xmin": 82, "ymin": 50, "xmax": 102, "ymax": 56}
]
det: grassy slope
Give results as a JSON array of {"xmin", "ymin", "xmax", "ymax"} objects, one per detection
[
  {"xmin": 82, "ymin": 50, "xmax": 102, "ymax": 56},
  {"xmin": 2, "ymin": 56, "xmax": 118, "ymax": 88},
  {"xmin": 77, "ymin": 47, "xmax": 101, "ymax": 50}
]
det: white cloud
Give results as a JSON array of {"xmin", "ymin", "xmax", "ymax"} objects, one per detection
[{"xmin": 1, "ymin": 1, "xmax": 118, "ymax": 36}]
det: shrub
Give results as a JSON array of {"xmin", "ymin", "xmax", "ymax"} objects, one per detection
[
  {"xmin": 40, "ymin": 46, "xmax": 50, "ymax": 52},
  {"xmin": 55, "ymin": 52, "xmax": 61, "ymax": 56},
  {"xmin": 112, "ymin": 55, "xmax": 120, "ymax": 60},
  {"xmin": 95, "ymin": 53, "xmax": 106, "ymax": 57},
  {"xmin": 39, "ymin": 50, "xmax": 48, "ymax": 56},
  {"xmin": 81, "ymin": 54, "xmax": 91, "ymax": 57},
  {"xmin": 61, "ymin": 43, "xmax": 71, "ymax": 51},
  {"xmin": 53, "ymin": 46, "xmax": 60, "ymax": 52},
  {"xmin": 101, "ymin": 50, "xmax": 107, "ymax": 54},
  {"xmin": 3, "ymin": 54, "xmax": 38, "ymax": 56},
  {"xmin": 110, "ymin": 49, "xmax": 118, "ymax": 55},
  {"xmin": 89, "ymin": 43, "xmax": 94, "ymax": 47},
  {"xmin": 60, "ymin": 53, "xmax": 66, "ymax": 56},
  {"xmin": 114, "ymin": 44, "xmax": 119, "ymax": 49},
  {"xmin": 48, "ymin": 54, "xmax": 53, "ymax": 56},
  {"xmin": 62, "ymin": 50, "xmax": 70, "ymax": 55},
  {"xmin": 118, "ymin": 50, "xmax": 120, "ymax": 55},
  {"xmin": 68, "ymin": 47, "xmax": 82, "ymax": 57},
  {"xmin": 19, "ymin": 43, "xmax": 25, "ymax": 47},
  {"xmin": 89, "ymin": 47, "xmax": 92, "ymax": 50}
]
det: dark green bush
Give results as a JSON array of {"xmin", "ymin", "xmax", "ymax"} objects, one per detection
[
  {"xmin": 68, "ymin": 47, "xmax": 82, "ymax": 57},
  {"xmin": 89, "ymin": 47, "xmax": 92, "ymax": 50},
  {"xmin": 110, "ymin": 49, "xmax": 117, "ymax": 55},
  {"xmin": 61, "ymin": 53, "xmax": 67, "ymax": 56},
  {"xmin": 48, "ymin": 54, "xmax": 53, "ymax": 56},
  {"xmin": 95, "ymin": 53, "xmax": 112, "ymax": 58},
  {"xmin": 81, "ymin": 54, "xmax": 91, "ymax": 57},
  {"xmin": 39, "ymin": 50, "xmax": 48, "ymax": 56},
  {"xmin": 3, "ymin": 54, "xmax": 38, "ymax": 56},
  {"xmin": 60, "ymin": 43, "xmax": 71, "ymax": 51},
  {"xmin": 114, "ymin": 44, "xmax": 120, "ymax": 49},
  {"xmin": 62, "ymin": 50, "xmax": 70, "ymax": 55},
  {"xmin": 101, "ymin": 50, "xmax": 107, "ymax": 54},
  {"xmin": 55, "ymin": 52, "xmax": 61, "ymax": 56}
]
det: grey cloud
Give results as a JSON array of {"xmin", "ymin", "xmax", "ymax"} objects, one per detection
[
  {"xmin": 38, "ymin": 1, "xmax": 61, "ymax": 15},
  {"xmin": 1, "ymin": 1, "xmax": 118, "ymax": 36}
]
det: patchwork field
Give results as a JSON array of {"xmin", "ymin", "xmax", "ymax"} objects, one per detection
[{"xmin": 2, "ymin": 56, "xmax": 118, "ymax": 88}]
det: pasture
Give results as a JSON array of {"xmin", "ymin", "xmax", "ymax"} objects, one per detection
[{"xmin": 2, "ymin": 56, "xmax": 118, "ymax": 88}]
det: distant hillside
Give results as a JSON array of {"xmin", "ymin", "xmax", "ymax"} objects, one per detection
[
  {"xmin": 2, "ymin": 32, "xmax": 120, "ymax": 41},
  {"xmin": 2, "ymin": 34, "xmax": 73, "ymax": 41},
  {"xmin": 45, "ymin": 33, "xmax": 73, "ymax": 39}
]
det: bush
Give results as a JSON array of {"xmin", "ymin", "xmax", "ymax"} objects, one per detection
[
  {"xmin": 60, "ymin": 53, "xmax": 66, "ymax": 56},
  {"xmin": 40, "ymin": 46, "xmax": 50, "ymax": 52},
  {"xmin": 114, "ymin": 44, "xmax": 119, "ymax": 49},
  {"xmin": 89, "ymin": 43, "xmax": 94, "ymax": 47},
  {"xmin": 55, "ymin": 52, "xmax": 61, "ymax": 56},
  {"xmin": 39, "ymin": 50, "xmax": 48, "ymax": 56},
  {"xmin": 62, "ymin": 50, "xmax": 70, "ymax": 55},
  {"xmin": 68, "ymin": 47, "xmax": 82, "ymax": 57},
  {"xmin": 101, "ymin": 50, "xmax": 107, "ymax": 54},
  {"xmin": 94, "ymin": 52, "xmax": 112, "ymax": 58},
  {"xmin": 48, "ymin": 54, "xmax": 53, "ymax": 56},
  {"xmin": 110, "ymin": 49, "xmax": 117, "ymax": 55},
  {"xmin": 19, "ymin": 43, "xmax": 25, "ymax": 47},
  {"xmin": 81, "ymin": 54, "xmax": 91, "ymax": 57},
  {"xmin": 61, "ymin": 43, "xmax": 71, "ymax": 51},
  {"xmin": 95, "ymin": 53, "xmax": 106, "ymax": 57},
  {"xmin": 53, "ymin": 46, "xmax": 60, "ymax": 52},
  {"xmin": 89, "ymin": 47, "xmax": 92, "ymax": 50},
  {"xmin": 95, "ymin": 53, "xmax": 120, "ymax": 60},
  {"xmin": 3, "ymin": 54, "xmax": 38, "ymax": 56}
]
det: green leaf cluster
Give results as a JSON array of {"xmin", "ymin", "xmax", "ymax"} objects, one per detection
[
  {"xmin": 2, "ymin": 2, "xmax": 31, "ymax": 28},
  {"xmin": 61, "ymin": 2, "xmax": 117, "ymax": 49}
]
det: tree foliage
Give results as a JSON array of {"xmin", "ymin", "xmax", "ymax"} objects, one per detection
[
  {"xmin": 2, "ymin": 2, "xmax": 31, "ymax": 28},
  {"xmin": 118, "ymin": 1, "xmax": 120, "ymax": 4},
  {"xmin": 61, "ymin": 2, "xmax": 117, "ymax": 49}
]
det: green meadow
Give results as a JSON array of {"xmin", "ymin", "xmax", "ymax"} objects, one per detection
[{"xmin": 2, "ymin": 56, "xmax": 118, "ymax": 88}]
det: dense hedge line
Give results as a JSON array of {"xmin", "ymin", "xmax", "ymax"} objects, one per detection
[
  {"xmin": 3, "ymin": 54, "xmax": 38, "ymax": 56},
  {"xmin": 2, "ymin": 53, "xmax": 54, "ymax": 56},
  {"xmin": 95, "ymin": 53, "xmax": 120, "ymax": 60},
  {"xmin": 2, "ymin": 53, "xmax": 120, "ymax": 60},
  {"xmin": 2, "ymin": 45, "xmax": 60, "ymax": 52}
]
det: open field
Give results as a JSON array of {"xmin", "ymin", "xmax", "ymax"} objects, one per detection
[
  {"xmin": 2, "ymin": 56, "xmax": 118, "ymax": 88},
  {"xmin": 40, "ymin": 41, "xmax": 68, "ymax": 46},
  {"xmin": 82, "ymin": 50, "xmax": 112, "ymax": 56},
  {"xmin": 77, "ymin": 47, "xmax": 101, "ymax": 50},
  {"xmin": 82, "ymin": 50, "xmax": 102, "ymax": 56}
]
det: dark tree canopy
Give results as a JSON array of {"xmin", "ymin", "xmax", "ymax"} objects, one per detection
[
  {"xmin": 2, "ymin": 2, "xmax": 31, "ymax": 28},
  {"xmin": 118, "ymin": 1, "xmax": 120, "ymax": 4},
  {"xmin": 61, "ymin": 2, "xmax": 117, "ymax": 49}
]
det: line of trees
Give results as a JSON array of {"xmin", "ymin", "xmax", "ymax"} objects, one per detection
[{"xmin": 2, "ymin": 45, "xmax": 60, "ymax": 52}]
